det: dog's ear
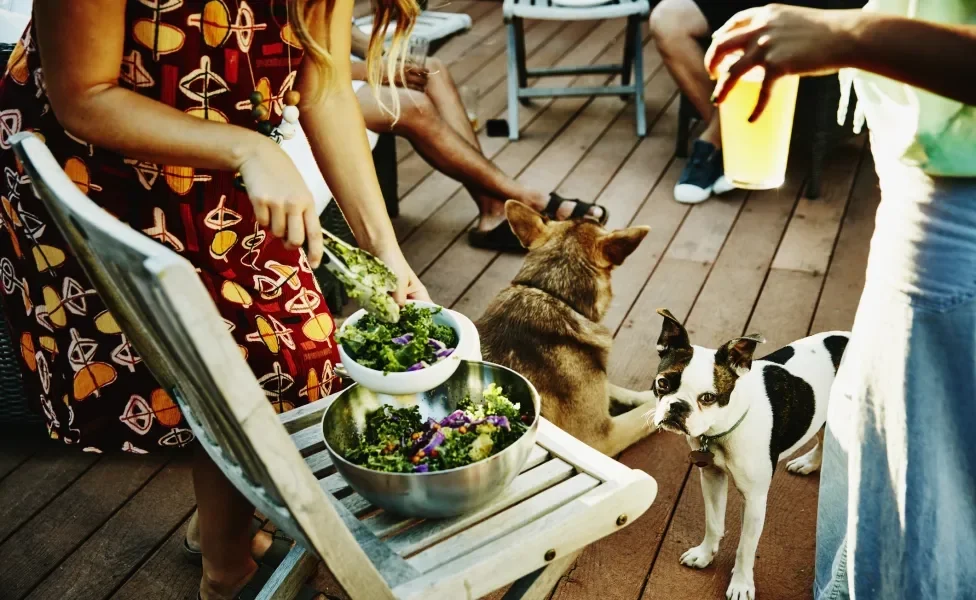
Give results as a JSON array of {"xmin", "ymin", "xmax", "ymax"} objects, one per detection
[
  {"xmin": 505, "ymin": 200, "xmax": 550, "ymax": 250},
  {"xmin": 599, "ymin": 226, "xmax": 649, "ymax": 267},
  {"xmin": 719, "ymin": 334, "xmax": 766, "ymax": 375},
  {"xmin": 656, "ymin": 308, "xmax": 690, "ymax": 354}
]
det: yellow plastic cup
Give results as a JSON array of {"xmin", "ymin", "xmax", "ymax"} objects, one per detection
[{"xmin": 717, "ymin": 54, "xmax": 799, "ymax": 190}]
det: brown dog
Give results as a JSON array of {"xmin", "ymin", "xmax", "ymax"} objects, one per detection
[{"xmin": 477, "ymin": 200, "xmax": 658, "ymax": 456}]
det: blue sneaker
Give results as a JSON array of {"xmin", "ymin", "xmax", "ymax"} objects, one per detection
[{"xmin": 674, "ymin": 140, "xmax": 735, "ymax": 204}]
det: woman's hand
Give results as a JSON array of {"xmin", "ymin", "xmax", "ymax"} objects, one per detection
[
  {"xmin": 236, "ymin": 137, "xmax": 324, "ymax": 269},
  {"xmin": 374, "ymin": 245, "xmax": 431, "ymax": 304},
  {"xmin": 705, "ymin": 5, "xmax": 858, "ymax": 121},
  {"xmin": 383, "ymin": 62, "xmax": 429, "ymax": 92}
]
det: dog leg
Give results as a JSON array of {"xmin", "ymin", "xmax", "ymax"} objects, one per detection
[
  {"xmin": 787, "ymin": 428, "xmax": 824, "ymax": 475},
  {"xmin": 595, "ymin": 403, "xmax": 658, "ymax": 456},
  {"xmin": 680, "ymin": 466, "xmax": 728, "ymax": 569},
  {"xmin": 607, "ymin": 383, "xmax": 656, "ymax": 407},
  {"xmin": 727, "ymin": 490, "xmax": 769, "ymax": 600}
]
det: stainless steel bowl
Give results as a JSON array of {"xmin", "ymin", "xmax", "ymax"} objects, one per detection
[{"xmin": 322, "ymin": 360, "xmax": 540, "ymax": 518}]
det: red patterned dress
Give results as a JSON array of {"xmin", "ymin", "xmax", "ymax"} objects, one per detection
[{"xmin": 0, "ymin": 0, "xmax": 342, "ymax": 453}]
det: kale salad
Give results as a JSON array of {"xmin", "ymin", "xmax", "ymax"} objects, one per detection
[
  {"xmin": 336, "ymin": 303, "xmax": 459, "ymax": 373},
  {"xmin": 346, "ymin": 384, "xmax": 532, "ymax": 473}
]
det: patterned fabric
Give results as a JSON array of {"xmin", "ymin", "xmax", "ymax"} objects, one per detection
[{"xmin": 0, "ymin": 0, "xmax": 342, "ymax": 453}]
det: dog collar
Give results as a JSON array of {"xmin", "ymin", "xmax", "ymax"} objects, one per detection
[{"xmin": 689, "ymin": 408, "xmax": 750, "ymax": 468}]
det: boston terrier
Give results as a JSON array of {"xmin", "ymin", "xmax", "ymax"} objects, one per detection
[{"xmin": 649, "ymin": 308, "xmax": 849, "ymax": 600}]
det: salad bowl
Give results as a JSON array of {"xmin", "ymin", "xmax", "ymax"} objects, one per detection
[
  {"xmin": 337, "ymin": 300, "xmax": 467, "ymax": 395},
  {"xmin": 322, "ymin": 360, "xmax": 541, "ymax": 518}
]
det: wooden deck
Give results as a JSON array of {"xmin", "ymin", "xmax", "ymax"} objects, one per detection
[{"xmin": 0, "ymin": 1, "xmax": 879, "ymax": 598}]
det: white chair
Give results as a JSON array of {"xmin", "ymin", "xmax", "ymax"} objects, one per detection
[
  {"xmin": 503, "ymin": 0, "xmax": 650, "ymax": 140},
  {"xmin": 13, "ymin": 131, "xmax": 658, "ymax": 600}
]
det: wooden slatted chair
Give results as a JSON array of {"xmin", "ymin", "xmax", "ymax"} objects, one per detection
[{"xmin": 12, "ymin": 132, "xmax": 658, "ymax": 600}]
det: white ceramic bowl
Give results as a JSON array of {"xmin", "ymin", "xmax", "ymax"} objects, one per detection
[{"xmin": 337, "ymin": 300, "xmax": 465, "ymax": 395}]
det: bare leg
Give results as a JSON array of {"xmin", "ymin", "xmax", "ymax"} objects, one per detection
[
  {"xmin": 649, "ymin": 0, "xmax": 721, "ymax": 147},
  {"xmin": 193, "ymin": 447, "xmax": 259, "ymax": 600},
  {"xmin": 357, "ymin": 75, "xmax": 604, "ymax": 231},
  {"xmin": 681, "ymin": 466, "xmax": 728, "ymax": 568},
  {"xmin": 424, "ymin": 57, "xmax": 484, "ymax": 151}
]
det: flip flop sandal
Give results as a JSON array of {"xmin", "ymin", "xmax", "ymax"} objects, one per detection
[
  {"xmin": 197, "ymin": 564, "xmax": 321, "ymax": 600},
  {"xmin": 467, "ymin": 221, "xmax": 528, "ymax": 254},
  {"xmin": 543, "ymin": 192, "xmax": 610, "ymax": 226},
  {"xmin": 183, "ymin": 515, "xmax": 293, "ymax": 569}
]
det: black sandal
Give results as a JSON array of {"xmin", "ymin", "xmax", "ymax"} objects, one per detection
[
  {"xmin": 467, "ymin": 193, "xmax": 610, "ymax": 253},
  {"xmin": 183, "ymin": 515, "xmax": 294, "ymax": 570},
  {"xmin": 543, "ymin": 192, "xmax": 610, "ymax": 225}
]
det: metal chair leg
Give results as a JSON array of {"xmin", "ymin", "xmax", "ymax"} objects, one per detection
[
  {"xmin": 620, "ymin": 15, "xmax": 637, "ymax": 99},
  {"xmin": 506, "ymin": 19, "xmax": 521, "ymax": 141},
  {"xmin": 632, "ymin": 16, "xmax": 646, "ymax": 137}
]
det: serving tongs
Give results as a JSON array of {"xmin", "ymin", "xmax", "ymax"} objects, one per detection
[{"xmin": 322, "ymin": 230, "xmax": 401, "ymax": 324}]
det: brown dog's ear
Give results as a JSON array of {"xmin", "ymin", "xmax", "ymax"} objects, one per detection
[
  {"xmin": 599, "ymin": 226, "xmax": 649, "ymax": 267},
  {"xmin": 505, "ymin": 200, "xmax": 550, "ymax": 250},
  {"xmin": 719, "ymin": 334, "xmax": 766, "ymax": 374},
  {"xmin": 656, "ymin": 308, "xmax": 690, "ymax": 354}
]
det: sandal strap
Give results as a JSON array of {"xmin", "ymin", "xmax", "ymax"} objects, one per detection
[{"xmin": 545, "ymin": 193, "xmax": 603, "ymax": 222}]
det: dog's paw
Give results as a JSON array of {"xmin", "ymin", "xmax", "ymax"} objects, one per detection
[
  {"xmin": 679, "ymin": 545, "xmax": 715, "ymax": 569},
  {"xmin": 787, "ymin": 453, "xmax": 821, "ymax": 475},
  {"xmin": 725, "ymin": 575, "xmax": 756, "ymax": 600}
]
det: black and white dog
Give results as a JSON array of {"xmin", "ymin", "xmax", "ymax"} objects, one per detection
[{"xmin": 649, "ymin": 309, "xmax": 849, "ymax": 600}]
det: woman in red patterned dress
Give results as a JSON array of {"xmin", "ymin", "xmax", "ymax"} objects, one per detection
[{"xmin": 0, "ymin": 0, "xmax": 424, "ymax": 597}]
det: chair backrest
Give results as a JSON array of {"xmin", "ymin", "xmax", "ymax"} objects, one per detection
[{"xmin": 11, "ymin": 133, "xmax": 394, "ymax": 598}]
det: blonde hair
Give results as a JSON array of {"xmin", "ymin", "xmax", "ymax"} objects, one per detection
[{"xmin": 288, "ymin": 0, "xmax": 420, "ymax": 120}]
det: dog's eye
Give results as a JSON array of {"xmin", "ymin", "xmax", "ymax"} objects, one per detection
[
  {"xmin": 654, "ymin": 376, "xmax": 670, "ymax": 395},
  {"xmin": 698, "ymin": 393, "xmax": 717, "ymax": 405}
]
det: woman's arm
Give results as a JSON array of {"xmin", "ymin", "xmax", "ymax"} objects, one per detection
[
  {"xmin": 34, "ymin": 0, "xmax": 324, "ymax": 266},
  {"xmin": 705, "ymin": 5, "xmax": 976, "ymax": 119},
  {"xmin": 844, "ymin": 13, "xmax": 976, "ymax": 106},
  {"xmin": 35, "ymin": 0, "xmax": 263, "ymax": 170},
  {"xmin": 297, "ymin": 0, "xmax": 429, "ymax": 302}
]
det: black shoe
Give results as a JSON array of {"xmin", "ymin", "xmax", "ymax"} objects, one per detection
[{"xmin": 674, "ymin": 140, "xmax": 735, "ymax": 204}]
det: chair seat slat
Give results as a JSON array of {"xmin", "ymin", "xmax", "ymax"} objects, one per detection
[
  {"xmin": 406, "ymin": 473, "xmax": 599, "ymax": 574},
  {"xmin": 385, "ymin": 455, "xmax": 574, "ymax": 557}
]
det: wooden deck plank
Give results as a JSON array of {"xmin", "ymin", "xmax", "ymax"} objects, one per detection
[
  {"xmin": 771, "ymin": 139, "xmax": 865, "ymax": 275},
  {"xmin": 436, "ymin": 40, "xmax": 668, "ymax": 315},
  {"xmin": 0, "ymin": 454, "xmax": 168, "ymax": 600},
  {"xmin": 111, "ymin": 518, "xmax": 201, "ymax": 600},
  {"xmin": 26, "ymin": 457, "xmax": 195, "ymax": 600},
  {"xmin": 0, "ymin": 446, "xmax": 99, "ymax": 545},
  {"xmin": 0, "ymin": 429, "xmax": 45, "ymax": 482},
  {"xmin": 811, "ymin": 152, "xmax": 879, "ymax": 334}
]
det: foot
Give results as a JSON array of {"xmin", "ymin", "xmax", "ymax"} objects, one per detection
[
  {"xmin": 185, "ymin": 512, "xmax": 278, "ymax": 563},
  {"xmin": 199, "ymin": 560, "xmax": 259, "ymax": 600},
  {"xmin": 680, "ymin": 544, "xmax": 717, "ymax": 569},
  {"xmin": 787, "ymin": 445, "xmax": 823, "ymax": 475},
  {"xmin": 726, "ymin": 572, "xmax": 756, "ymax": 600},
  {"xmin": 475, "ymin": 192, "xmax": 605, "ymax": 233},
  {"xmin": 674, "ymin": 140, "xmax": 736, "ymax": 205}
]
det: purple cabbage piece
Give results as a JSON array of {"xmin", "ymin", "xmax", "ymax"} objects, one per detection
[
  {"xmin": 428, "ymin": 338, "xmax": 446, "ymax": 351},
  {"xmin": 407, "ymin": 361, "xmax": 429, "ymax": 372},
  {"xmin": 435, "ymin": 348, "xmax": 455, "ymax": 360},
  {"xmin": 422, "ymin": 430, "xmax": 446, "ymax": 454},
  {"xmin": 413, "ymin": 463, "xmax": 430, "ymax": 473},
  {"xmin": 392, "ymin": 333, "xmax": 414, "ymax": 345},
  {"xmin": 439, "ymin": 410, "xmax": 471, "ymax": 428},
  {"xmin": 472, "ymin": 415, "xmax": 511, "ymax": 431}
]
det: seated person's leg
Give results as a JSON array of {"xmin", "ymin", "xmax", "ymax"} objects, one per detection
[
  {"xmin": 355, "ymin": 65, "xmax": 608, "ymax": 252},
  {"xmin": 650, "ymin": 0, "xmax": 743, "ymax": 204}
]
